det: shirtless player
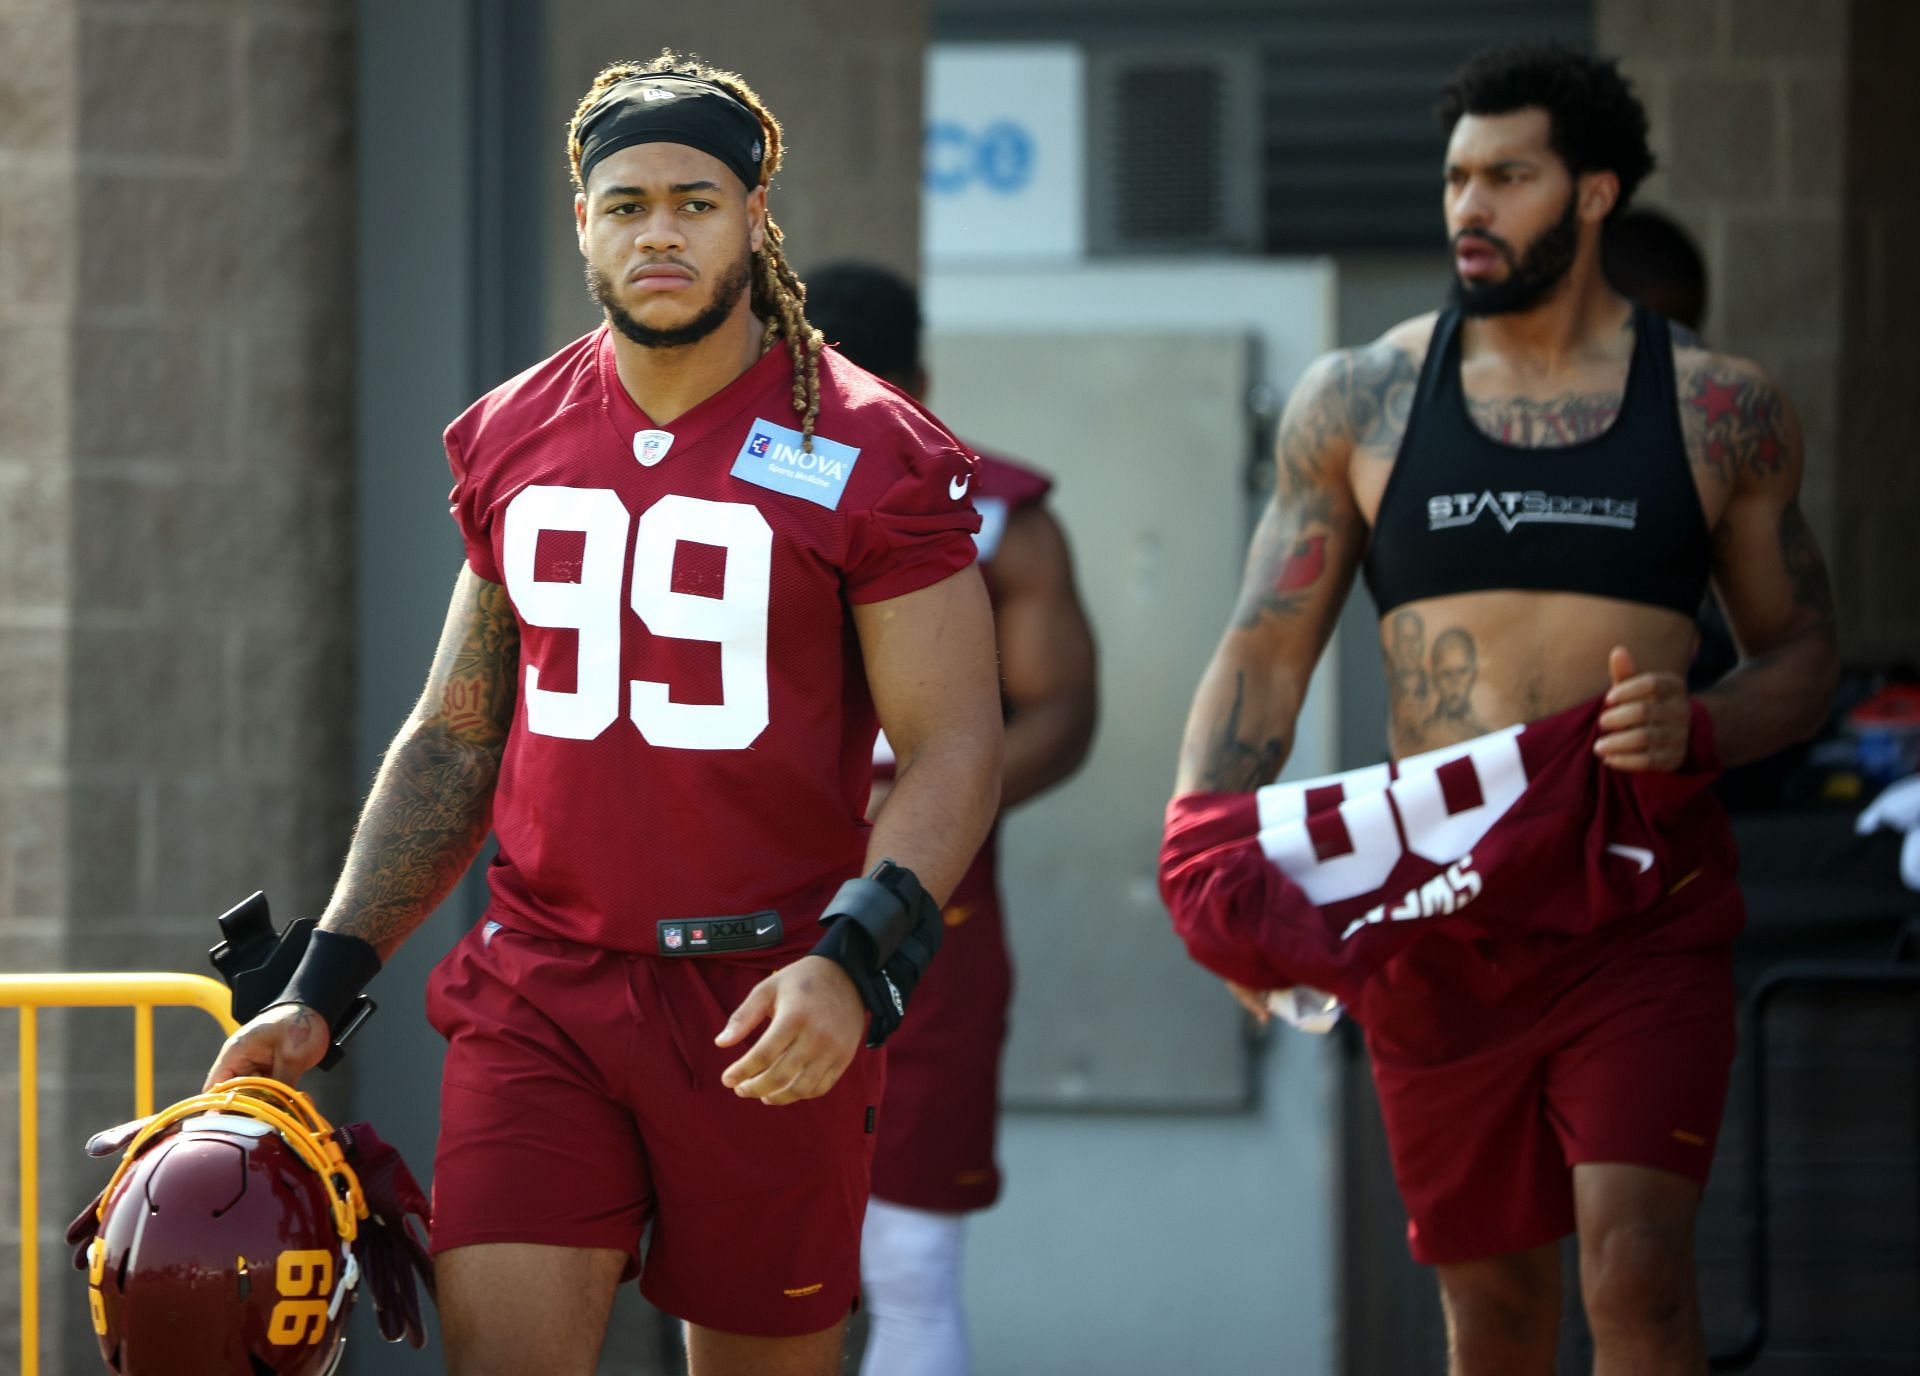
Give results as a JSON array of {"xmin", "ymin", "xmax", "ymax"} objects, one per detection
[{"xmin": 1169, "ymin": 44, "xmax": 1836, "ymax": 1375}]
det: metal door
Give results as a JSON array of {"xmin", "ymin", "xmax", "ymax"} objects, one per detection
[{"xmin": 924, "ymin": 328, "xmax": 1260, "ymax": 1109}]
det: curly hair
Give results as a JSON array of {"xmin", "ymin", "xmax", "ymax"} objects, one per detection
[
  {"xmin": 568, "ymin": 51, "xmax": 825, "ymax": 446},
  {"xmin": 1437, "ymin": 43, "xmax": 1655, "ymax": 215}
]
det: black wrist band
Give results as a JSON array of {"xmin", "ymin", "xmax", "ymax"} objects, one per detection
[
  {"xmin": 268, "ymin": 929, "xmax": 381, "ymax": 1036},
  {"xmin": 810, "ymin": 860, "xmax": 944, "ymax": 1047}
]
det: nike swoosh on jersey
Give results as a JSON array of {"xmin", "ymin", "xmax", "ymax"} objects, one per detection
[
  {"xmin": 949, "ymin": 474, "xmax": 971, "ymax": 500},
  {"xmin": 1604, "ymin": 843, "xmax": 1655, "ymax": 873}
]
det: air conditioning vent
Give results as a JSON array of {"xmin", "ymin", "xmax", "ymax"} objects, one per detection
[
  {"xmin": 1088, "ymin": 49, "xmax": 1260, "ymax": 254},
  {"xmin": 944, "ymin": 1, "xmax": 1590, "ymax": 255}
]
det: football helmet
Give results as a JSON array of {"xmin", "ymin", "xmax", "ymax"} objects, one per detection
[{"xmin": 79, "ymin": 1078, "xmax": 367, "ymax": 1375}]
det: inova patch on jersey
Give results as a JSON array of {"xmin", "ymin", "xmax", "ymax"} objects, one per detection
[{"xmin": 730, "ymin": 419, "xmax": 861, "ymax": 510}]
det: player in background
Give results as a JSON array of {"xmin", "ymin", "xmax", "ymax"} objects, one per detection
[
  {"xmin": 1603, "ymin": 207, "xmax": 1708, "ymax": 339},
  {"xmin": 1169, "ymin": 45, "xmax": 1835, "ymax": 1375},
  {"xmin": 805, "ymin": 263, "xmax": 1097, "ymax": 1376},
  {"xmin": 203, "ymin": 53, "xmax": 1003, "ymax": 1376},
  {"xmin": 1602, "ymin": 208, "xmax": 1757, "ymax": 705}
]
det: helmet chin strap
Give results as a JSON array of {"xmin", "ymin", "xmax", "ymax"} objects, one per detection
[{"xmin": 329, "ymin": 1246, "xmax": 361, "ymax": 1321}]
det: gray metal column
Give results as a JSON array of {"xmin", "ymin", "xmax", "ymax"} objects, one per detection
[{"xmin": 347, "ymin": 1, "xmax": 544, "ymax": 1368}]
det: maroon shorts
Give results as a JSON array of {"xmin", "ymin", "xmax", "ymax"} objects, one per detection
[
  {"xmin": 1366, "ymin": 881, "xmax": 1740, "ymax": 1266},
  {"xmin": 868, "ymin": 853, "xmax": 1012, "ymax": 1213},
  {"xmin": 425, "ymin": 918, "xmax": 884, "ymax": 1337}
]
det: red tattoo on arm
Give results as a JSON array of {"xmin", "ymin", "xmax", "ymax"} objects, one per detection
[
  {"xmin": 1274, "ymin": 535, "xmax": 1326, "ymax": 593},
  {"xmin": 441, "ymin": 679, "xmax": 492, "ymax": 737},
  {"xmin": 1691, "ymin": 376, "xmax": 1742, "ymax": 427}
]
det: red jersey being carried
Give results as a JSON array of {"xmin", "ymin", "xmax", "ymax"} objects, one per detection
[
  {"xmin": 445, "ymin": 329, "xmax": 980, "ymax": 955},
  {"xmin": 1159, "ymin": 697, "xmax": 1742, "ymax": 1024}
]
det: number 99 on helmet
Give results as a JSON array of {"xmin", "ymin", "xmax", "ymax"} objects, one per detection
[{"xmin": 80, "ymin": 1079, "xmax": 368, "ymax": 1375}]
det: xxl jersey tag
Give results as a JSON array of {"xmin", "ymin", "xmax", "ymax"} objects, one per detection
[
  {"xmin": 730, "ymin": 419, "xmax": 861, "ymax": 510},
  {"xmin": 657, "ymin": 911, "xmax": 783, "ymax": 956}
]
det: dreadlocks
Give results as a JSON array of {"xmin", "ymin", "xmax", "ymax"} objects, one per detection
[{"xmin": 568, "ymin": 51, "xmax": 825, "ymax": 448}]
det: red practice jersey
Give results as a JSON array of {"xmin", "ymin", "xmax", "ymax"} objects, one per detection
[
  {"xmin": 868, "ymin": 447, "xmax": 1053, "ymax": 1213},
  {"xmin": 940, "ymin": 447, "xmax": 1053, "ymax": 901},
  {"xmin": 445, "ymin": 329, "xmax": 980, "ymax": 955},
  {"xmin": 1160, "ymin": 696, "xmax": 1742, "ymax": 1023},
  {"xmin": 967, "ymin": 447, "xmax": 1055, "ymax": 578},
  {"xmin": 871, "ymin": 446, "xmax": 1053, "ymax": 891}
]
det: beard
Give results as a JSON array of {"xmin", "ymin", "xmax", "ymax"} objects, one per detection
[
  {"xmin": 1449, "ymin": 191, "xmax": 1581, "ymax": 318},
  {"xmin": 587, "ymin": 247, "xmax": 754, "ymax": 350}
]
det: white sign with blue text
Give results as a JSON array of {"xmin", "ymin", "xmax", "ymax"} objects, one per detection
[{"xmin": 924, "ymin": 44, "xmax": 1084, "ymax": 265}]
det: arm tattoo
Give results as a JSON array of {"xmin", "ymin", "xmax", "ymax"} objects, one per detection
[
  {"xmin": 1233, "ymin": 491, "xmax": 1331, "ymax": 628},
  {"xmin": 1230, "ymin": 348, "xmax": 1383, "ymax": 629},
  {"xmin": 1273, "ymin": 534, "xmax": 1326, "ymax": 592},
  {"xmin": 1684, "ymin": 363, "xmax": 1795, "ymax": 488},
  {"xmin": 1196, "ymin": 671, "xmax": 1286, "ymax": 792},
  {"xmin": 1777, "ymin": 501, "xmax": 1836, "ymax": 626},
  {"xmin": 327, "ymin": 579, "xmax": 520, "ymax": 951},
  {"xmin": 1347, "ymin": 342, "xmax": 1418, "ymax": 451}
]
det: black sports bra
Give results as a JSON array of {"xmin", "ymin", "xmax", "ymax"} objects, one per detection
[{"xmin": 1362, "ymin": 305, "xmax": 1710, "ymax": 618}]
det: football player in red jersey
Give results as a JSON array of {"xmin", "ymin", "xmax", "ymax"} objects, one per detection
[
  {"xmin": 1168, "ymin": 44, "xmax": 1836, "ymax": 1376},
  {"xmin": 804, "ymin": 263, "xmax": 1097, "ymax": 1376},
  {"xmin": 203, "ymin": 53, "xmax": 1003, "ymax": 1376}
]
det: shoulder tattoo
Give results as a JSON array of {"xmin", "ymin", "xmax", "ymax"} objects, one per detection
[{"xmin": 1683, "ymin": 360, "xmax": 1797, "ymax": 489}]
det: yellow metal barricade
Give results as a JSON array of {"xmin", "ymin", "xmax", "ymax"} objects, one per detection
[{"xmin": 0, "ymin": 973, "xmax": 237, "ymax": 1376}]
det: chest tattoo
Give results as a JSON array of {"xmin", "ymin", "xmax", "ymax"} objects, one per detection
[{"xmin": 1465, "ymin": 393, "xmax": 1622, "ymax": 449}]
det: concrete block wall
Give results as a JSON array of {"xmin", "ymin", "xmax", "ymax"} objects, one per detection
[
  {"xmin": 1837, "ymin": 0, "xmax": 1920, "ymax": 663},
  {"xmin": 1599, "ymin": 0, "xmax": 1848, "ymax": 551},
  {"xmin": 0, "ymin": 2, "xmax": 357, "ymax": 1369},
  {"xmin": 1599, "ymin": 0, "xmax": 1920, "ymax": 665}
]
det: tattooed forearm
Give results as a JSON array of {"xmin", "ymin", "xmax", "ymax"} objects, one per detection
[
  {"xmin": 326, "ymin": 725, "xmax": 503, "ymax": 950},
  {"xmin": 1193, "ymin": 671, "xmax": 1286, "ymax": 792},
  {"xmin": 323, "ymin": 575, "xmax": 520, "ymax": 954}
]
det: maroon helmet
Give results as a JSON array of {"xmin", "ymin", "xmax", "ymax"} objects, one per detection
[{"xmin": 80, "ymin": 1079, "xmax": 368, "ymax": 1375}]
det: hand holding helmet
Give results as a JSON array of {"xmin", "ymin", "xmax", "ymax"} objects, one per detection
[{"xmin": 202, "ymin": 1002, "xmax": 333, "ymax": 1091}]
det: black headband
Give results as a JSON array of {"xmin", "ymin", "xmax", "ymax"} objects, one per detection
[{"xmin": 576, "ymin": 75, "xmax": 766, "ymax": 191}]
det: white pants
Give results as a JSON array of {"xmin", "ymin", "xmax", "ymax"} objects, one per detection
[{"xmin": 859, "ymin": 1199, "xmax": 972, "ymax": 1376}]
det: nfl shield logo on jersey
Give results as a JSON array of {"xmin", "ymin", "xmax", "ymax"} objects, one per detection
[
  {"xmin": 663, "ymin": 925, "xmax": 684, "ymax": 950},
  {"xmin": 633, "ymin": 429, "xmax": 675, "ymax": 467}
]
